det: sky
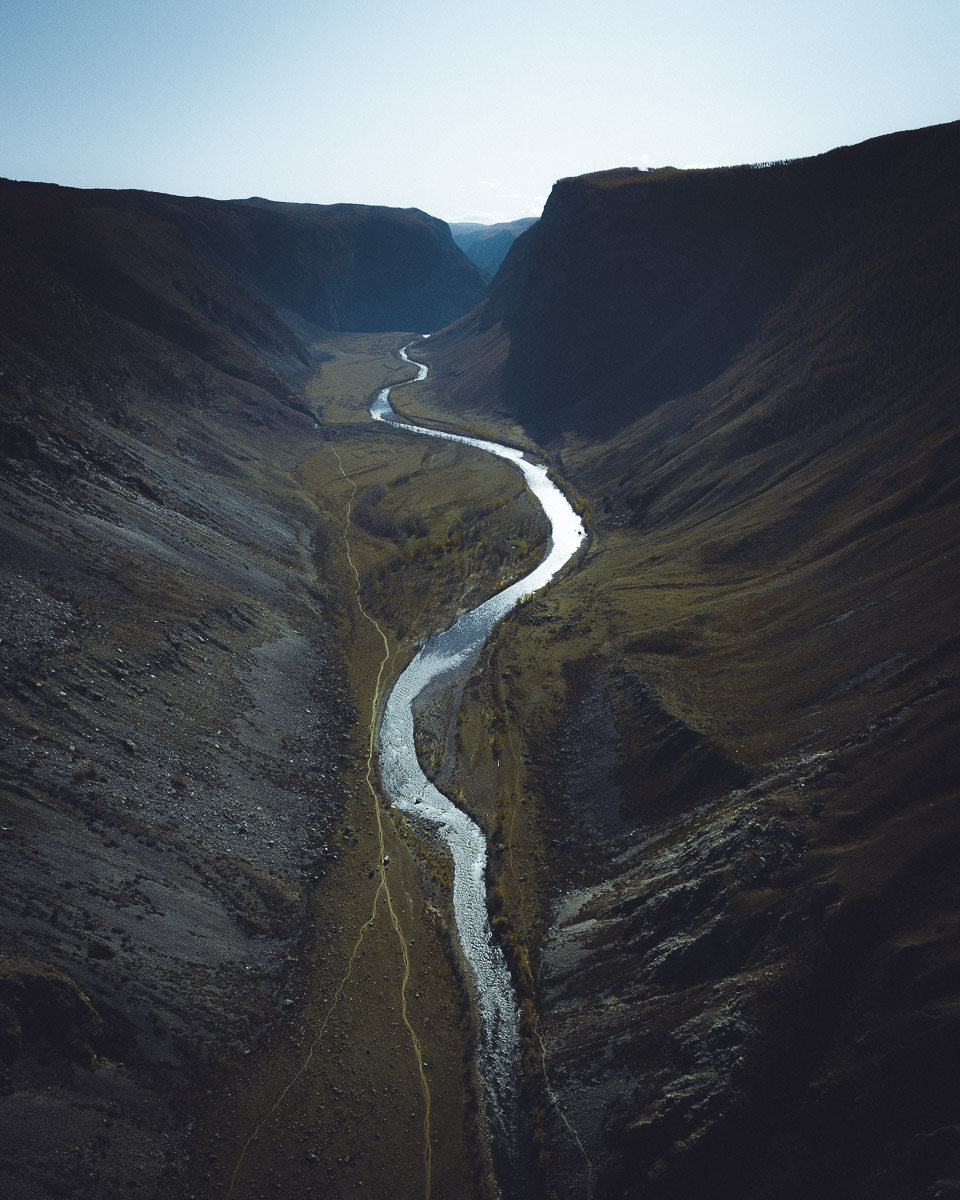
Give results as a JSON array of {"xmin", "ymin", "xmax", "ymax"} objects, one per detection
[{"xmin": 1, "ymin": 0, "xmax": 958, "ymax": 224}]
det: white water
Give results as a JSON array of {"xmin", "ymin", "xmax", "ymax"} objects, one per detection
[{"xmin": 372, "ymin": 342, "xmax": 586, "ymax": 1149}]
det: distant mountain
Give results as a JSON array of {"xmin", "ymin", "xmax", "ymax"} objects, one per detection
[
  {"xmin": 412, "ymin": 121, "xmax": 960, "ymax": 1200},
  {"xmin": 449, "ymin": 217, "xmax": 538, "ymax": 278},
  {"xmin": 232, "ymin": 196, "xmax": 487, "ymax": 331},
  {"xmin": 0, "ymin": 181, "xmax": 485, "ymax": 423}
]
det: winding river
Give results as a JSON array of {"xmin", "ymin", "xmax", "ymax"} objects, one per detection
[{"xmin": 372, "ymin": 342, "xmax": 585, "ymax": 1156}]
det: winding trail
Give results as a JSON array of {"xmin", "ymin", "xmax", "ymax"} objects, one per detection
[
  {"xmin": 329, "ymin": 443, "xmax": 433, "ymax": 1197},
  {"xmin": 226, "ymin": 443, "xmax": 432, "ymax": 1200}
]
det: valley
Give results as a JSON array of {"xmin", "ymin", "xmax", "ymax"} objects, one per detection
[{"xmin": 2, "ymin": 118, "xmax": 959, "ymax": 1200}]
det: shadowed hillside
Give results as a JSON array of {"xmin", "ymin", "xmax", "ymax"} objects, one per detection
[
  {"xmin": 429, "ymin": 122, "xmax": 959, "ymax": 442},
  {"xmin": 409, "ymin": 121, "xmax": 960, "ymax": 1199},
  {"xmin": 0, "ymin": 183, "xmax": 491, "ymax": 1200},
  {"xmin": 0, "ymin": 181, "xmax": 485, "ymax": 399}
]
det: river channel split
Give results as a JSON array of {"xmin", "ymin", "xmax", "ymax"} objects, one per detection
[{"xmin": 371, "ymin": 342, "xmax": 586, "ymax": 1180}]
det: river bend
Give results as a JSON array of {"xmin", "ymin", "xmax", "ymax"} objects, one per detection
[{"xmin": 372, "ymin": 342, "xmax": 585, "ymax": 1152}]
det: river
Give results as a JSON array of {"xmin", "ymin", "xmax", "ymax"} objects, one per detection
[{"xmin": 372, "ymin": 342, "xmax": 585, "ymax": 1164}]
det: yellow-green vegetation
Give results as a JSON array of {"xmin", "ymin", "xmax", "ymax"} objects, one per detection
[
  {"xmin": 305, "ymin": 331, "xmax": 420, "ymax": 427},
  {"xmin": 200, "ymin": 331, "xmax": 565, "ymax": 1200},
  {"xmin": 356, "ymin": 489, "xmax": 546, "ymax": 641},
  {"xmin": 297, "ymin": 343, "xmax": 549, "ymax": 654}
]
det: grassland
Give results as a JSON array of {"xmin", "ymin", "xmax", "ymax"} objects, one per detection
[
  {"xmin": 0, "ymin": 321, "xmax": 556, "ymax": 1200},
  {"xmin": 180, "ymin": 332, "xmax": 558, "ymax": 1200}
]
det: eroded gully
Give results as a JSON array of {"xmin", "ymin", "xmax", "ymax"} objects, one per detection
[{"xmin": 372, "ymin": 342, "xmax": 586, "ymax": 1172}]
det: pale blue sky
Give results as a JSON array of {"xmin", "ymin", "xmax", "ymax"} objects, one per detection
[{"xmin": 1, "ymin": 0, "xmax": 957, "ymax": 223}]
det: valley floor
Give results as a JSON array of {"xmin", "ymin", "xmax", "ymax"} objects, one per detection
[
  {"xmin": 5, "ymin": 322, "xmax": 960, "ymax": 1200},
  {"xmin": 0, "ymin": 333, "xmax": 549, "ymax": 1200}
]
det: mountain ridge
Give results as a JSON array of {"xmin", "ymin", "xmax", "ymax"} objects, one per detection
[
  {"xmin": 0, "ymin": 179, "xmax": 485, "ymax": 372},
  {"xmin": 432, "ymin": 120, "xmax": 959, "ymax": 440},
  {"xmin": 405, "ymin": 118, "xmax": 960, "ymax": 1199}
]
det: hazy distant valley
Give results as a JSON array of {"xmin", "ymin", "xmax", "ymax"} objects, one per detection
[
  {"xmin": 2, "ymin": 119, "xmax": 959, "ymax": 1200},
  {"xmin": 449, "ymin": 219, "xmax": 539, "ymax": 279}
]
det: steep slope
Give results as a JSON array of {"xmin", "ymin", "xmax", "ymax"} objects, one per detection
[
  {"xmin": 0, "ymin": 181, "xmax": 485, "ymax": 388},
  {"xmin": 429, "ymin": 122, "xmax": 959, "ymax": 440},
  {"xmin": 0, "ymin": 302, "xmax": 350, "ymax": 1200},
  {"xmin": 0, "ymin": 178, "xmax": 489, "ymax": 535},
  {"xmin": 410, "ymin": 121, "xmax": 960, "ymax": 1198},
  {"xmin": 233, "ymin": 196, "xmax": 487, "ymax": 329},
  {"xmin": 0, "ymin": 182, "xmax": 490, "ymax": 1200}
]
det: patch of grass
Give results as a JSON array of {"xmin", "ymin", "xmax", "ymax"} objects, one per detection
[{"xmin": 298, "ymin": 423, "xmax": 549, "ymax": 653}]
